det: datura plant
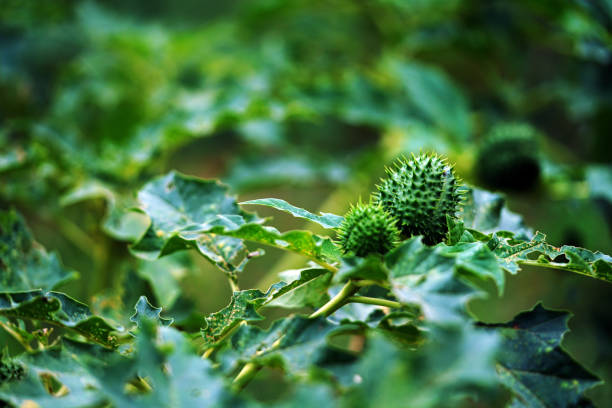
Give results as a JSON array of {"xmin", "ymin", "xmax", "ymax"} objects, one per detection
[{"xmin": 1, "ymin": 154, "xmax": 611, "ymax": 408}]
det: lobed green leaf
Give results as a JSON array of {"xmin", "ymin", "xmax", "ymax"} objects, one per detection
[
  {"xmin": 460, "ymin": 187, "xmax": 532, "ymax": 240},
  {"xmin": 489, "ymin": 232, "xmax": 612, "ymax": 282},
  {"xmin": 130, "ymin": 171, "xmax": 261, "ymax": 274},
  {"xmin": 0, "ymin": 290, "xmax": 120, "ymax": 349},
  {"xmin": 386, "ymin": 237, "xmax": 504, "ymax": 325},
  {"xmin": 0, "ymin": 323, "xmax": 239, "ymax": 408},
  {"xmin": 219, "ymin": 315, "xmax": 356, "ymax": 377},
  {"xmin": 335, "ymin": 326, "xmax": 500, "ymax": 408},
  {"xmin": 0, "ymin": 209, "xmax": 77, "ymax": 292},
  {"xmin": 131, "ymin": 171, "xmax": 340, "ymax": 271},
  {"xmin": 484, "ymin": 304, "xmax": 601, "ymax": 408},
  {"xmin": 136, "ymin": 252, "xmax": 191, "ymax": 309},
  {"xmin": 267, "ymin": 268, "xmax": 332, "ymax": 309},
  {"xmin": 130, "ymin": 296, "xmax": 174, "ymax": 328}
]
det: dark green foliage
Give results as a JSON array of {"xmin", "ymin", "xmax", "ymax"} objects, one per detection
[
  {"xmin": 485, "ymin": 304, "xmax": 601, "ymax": 407},
  {"xmin": 0, "ymin": 323, "xmax": 240, "ymax": 408},
  {"xmin": 476, "ymin": 123, "xmax": 541, "ymax": 191},
  {"xmin": 376, "ymin": 154, "xmax": 462, "ymax": 245},
  {"xmin": 0, "ymin": 178, "xmax": 611, "ymax": 406},
  {"xmin": 2, "ymin": 1, "xmax": 612, "ymax": 406},
  {"xmin": 336, "ymin": 328, "xmax": 500, "ymax": 408},
  {"xmin": 0, "ymin": 290, "xmax": 120, "ymax": 349},
  {"xmin": 0, "ymin": 209, "xmax": 77, "ymax": 292},
  {"xmin": 337, "ymin": 202, "xmax": 399, "ymax": 257}
]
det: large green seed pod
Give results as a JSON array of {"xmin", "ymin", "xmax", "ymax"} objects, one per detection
[
  {"xmin": 476, "ymin": 123, "xmax": 541, "ymax": 191},
  {"xmin": 337, "ymin": 202, "xmax": 399, "ymax": 257},
  {"xmin": 375, "ymin": 153, "xmax": 462, "ymax": 245}
]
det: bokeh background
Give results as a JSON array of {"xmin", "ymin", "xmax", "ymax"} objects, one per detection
[{"xmin": 1, "ymin": 1, "xmax": 612, "ymax": 405}]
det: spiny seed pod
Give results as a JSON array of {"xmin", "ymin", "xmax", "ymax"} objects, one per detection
[
  {"xmin": 375, "ymin": 153, "xmax": 462, "ymax": 245},
  {"xmin": 0, "ymin": 354, "xmax": 24, "ymax": 386},
  {"xmin": 476, "ymin": 123, "xmax": 541, "ymax": 191},
  {"xmin": 337, "ymin": 202, "xmax": 399, "ymax": 257}
]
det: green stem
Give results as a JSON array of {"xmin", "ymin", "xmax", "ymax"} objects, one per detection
[
  {"xmin": 202, "ymin": 347, "xmax": 214, "ymax": 359},
  {"xmin": 347, "ymin": 296, "xmax": 401, "ymax": 309},
  {"xmin": 309, "ymin": 281, "xmax": 359, "ymax": 319},
  {"xmin": 233, "ymin": 362, "xmax": 261, "ymax": 391},
  {"xmin": 228, "ymin": 276, "xmax": 240, "ymax": 292},
  {"xmin": 311, "ymin": 258, "xmax": 339, "ymax": 273},
  {"xmin": 231, "ymin": 281, "xmax": 399, "ymax": 390},
  {"xmin": 353, "ymin": 279, "xmax": 388, "ymax": 288}
]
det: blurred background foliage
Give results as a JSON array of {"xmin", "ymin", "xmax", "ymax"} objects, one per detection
[{"xmin": 1, "ymin": 0, "xmax": 612, "ymax": 404}]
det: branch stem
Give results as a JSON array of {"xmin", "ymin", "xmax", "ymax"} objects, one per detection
[
  {"xmin": 228, "ymin": 276, "xmax": 240, "ymax": 292},
  {"xmin": 309, "ymin": 281, "xmax": 359, "ymax": 319},
  {"xmin": 346, "ymin": 296, "xmax": 401, "ymax": 309},
  {"xmin": 233, "ymin": 363, "xmax": 261, "ymax": 390},
  {"xmin": 231, "ymin": 281, "xmax": 400, "ymax": 390},
  {"xmin": 353, "ymin": 279, "xmax": 387, "ymax": 287}
]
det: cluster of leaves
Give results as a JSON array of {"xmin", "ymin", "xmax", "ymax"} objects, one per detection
[
  {"xmin": 2, "ymin": 0, "xmax": 612, "ymax": 406},
  {"xmin": 2, "ymin": 2, "xmax": 611, "ymax": 335},
  {"xmin": 3, "ymin": 0, "xmax": 611, "ymax": 216},
  {"xmin": 1, "ymin": 169, "xmax": 610, "ymax": 407}
]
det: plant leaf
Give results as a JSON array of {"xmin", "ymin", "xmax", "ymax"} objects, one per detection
[
  {"xmin": 266, "ymin": 268, "xmax": 332, "ymax": 309},
  {"xmin": 241, "ymin": 198, "xmax": 343, "ymax": 229},
  {"xmin": 489, "ymin": 231, "xmax": 612, "ymax": 282},
  {"xmin": 0, "ymin": 290, "xmax": 120, "ymax": 348},
  {"xmin": 0, "ymin": 209, "xmax": 77, "ymax": 292},
  {"xmin": 130, "ymin": 171, "xmax": 261, "ymax": 273},
  {"xmin": 333, "ymin": 255, "xmax": 389, "ymax": 284},
  {"xmin": 187, "ymin": 223, "xmax": 341, "ymax": 267},
  {"xmin": 134, "ymin": 322, "xmax": 240, "ymax": 407},
  {"xmin": 437, "ymin": 241, "xmax": 505, "ymax": 294},
  {"xmin": 386, "ymin": 60, "xmax": 472, "ymax": 141},
  {"xmin": 386, "ymin": 237, "xmax": 504, "ymax": 324},
  {"xmin": 336, "ymin": 326, "xmax": 500, "ymax": 408},
  {"xmin": 201, "ymin": 288, "xmax": 275, "ymax": 347},
  {"xmin": 0, "ymin": 324, "xmax": 238, "ymax": 408},
  {"xmin": 460, "ymin": 187, "xmax": 532, "ymax": 240},
  {"xmin": 219, "ymin": 315, "xmax": 354, "ymax": 377},
  {"xmin": 202, "ymin": 271, "xmax": 341, "ymax": 348},
  {"xmin": 131, "ymin": 171, "xmax": 340, "ymax": 269},
  {"xmin": 130, "ymin": 296, "xmax": 173, "ymax": 328},
  {"xmin": 136, "ymin": 252, "xmax": 191, "ymax": 309},
  {"xmin": 61, "ymin": 180, "xmax": 148, "ymax": 241},
  {"xmin": 586, "ymin": 164, "xmax": 612, "ymax": 203},
  {"xmin": 484, "ymin": 304, "xmax": 601, "ymax": 408},
  {"xmin": 0, "ymin": 341, "xmax": 112, "ymax": 408}
]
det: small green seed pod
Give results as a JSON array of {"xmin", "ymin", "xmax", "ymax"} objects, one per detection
[
  {"xmin": 476, "ymin": 123, "xmax": 541, "ymax": 191},
  {"xmin": 0, "ymin": 353, "xmax": 24, "ymax": 385},
  {"xmin": 375, "ymin": 153, "xmax": 462, "ymax": 245},
  {"xmin": 337, "ymin": 202, "xmax": 399, "ymax": 257}
]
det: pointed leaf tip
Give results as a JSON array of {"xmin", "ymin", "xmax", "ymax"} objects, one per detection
[{"xmin": 130, "ymin": 296, "xmax": 173, "ymax": 327}]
